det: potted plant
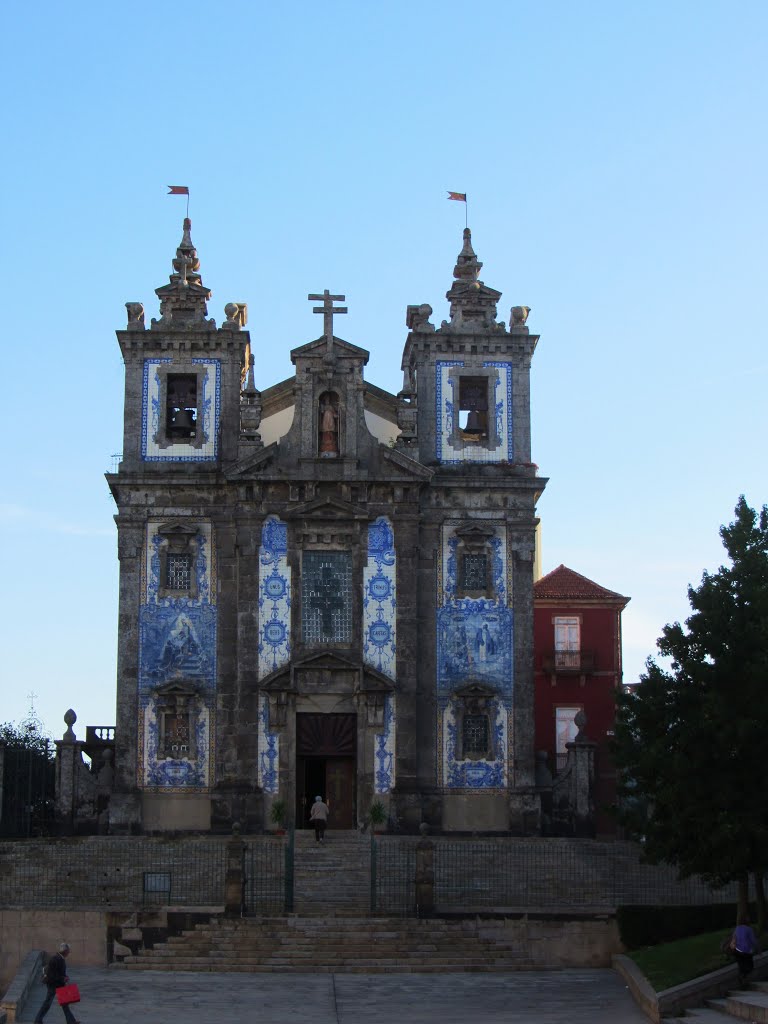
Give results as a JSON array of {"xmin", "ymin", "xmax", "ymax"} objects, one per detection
[
  {"xmin": 270, "ymin": 798, "xmax": 286, "ymax": 834},
  {"xmin": 369, "ymin": 800, "xmax": 387, "ymax": 834}
]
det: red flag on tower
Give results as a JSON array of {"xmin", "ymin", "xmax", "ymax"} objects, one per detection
[
  {"xmin": 447, "ymin": 191, "xmax": 467, "ymax": 202},
  {"xmin": 167, "ymin": 185, "xmax": 189, "ymax": 195}
]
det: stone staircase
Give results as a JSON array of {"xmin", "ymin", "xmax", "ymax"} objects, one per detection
[
  {"xmin": 115, "ymin": 915, "xmax": 536, "ymax": 973},
  {"xmin": 663, "ymin": 980, "xmax": 768, "ymax": 1023},
  {"xmin": 292, "ymin": 828, "xmax": 371, "ymax": 916}
]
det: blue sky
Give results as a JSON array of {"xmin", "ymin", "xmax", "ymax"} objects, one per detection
[{"xmin": 1, "ymin": 1, "xmax": 766, "ymax": 738}]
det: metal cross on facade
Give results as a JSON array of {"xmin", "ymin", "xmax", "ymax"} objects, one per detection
[
  {"xmin": 308, "ymin": 290, "xmax": 347, "ymax": 351},
  {"xmin": 308, "ymin": 564, "xmax": 346, "ymax": 637}
]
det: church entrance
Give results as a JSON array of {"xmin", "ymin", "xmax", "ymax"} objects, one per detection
[{"xmin": 296, "ymin": 713, "xmax": 356, "ymax": 829}]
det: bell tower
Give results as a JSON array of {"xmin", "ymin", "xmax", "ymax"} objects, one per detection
[
  {"xmin": 108, "ymin": 219, "xmax": 250, "ymax": 833},
  {"xmin": 398, "ymin": 228, "xmax": 547, "ymax": 833}
]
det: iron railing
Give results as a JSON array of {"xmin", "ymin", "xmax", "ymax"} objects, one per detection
[
  {"xmin": 243, "ymin": 836, "xmax": 289, "ymax": 915},
  {"xmin": 542, "ymin": 650, "xmax": 595, "ymax": 673},
  {"xmin": 0, "ymin": 835, "xmax": 740, "ymax": 914}
]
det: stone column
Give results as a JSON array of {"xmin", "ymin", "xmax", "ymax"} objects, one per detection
[
  {"xmin": 55, "ymin": 710, "xmax": 81, "ymax": 835},
  {"xmin": 508, "ymin": 522, "xmax": 541, "ymax": 835},
  {"xmin": 414, "ymin": 826, "xmax": 435, "ymax": 916},
  {"xmin": 392, "ymin": 512, "xmax": 423, "ymax": 830},
  {"xmin": 566, "ymin": 736, "xmax": 597, "ymax": 838},
  {"xmin": 110, "ymin": 519, "xmax": 144, "ymax": 833},
  {"xmin": 224, "ymin": 826, "xmax": 245, "ymax": 917}
]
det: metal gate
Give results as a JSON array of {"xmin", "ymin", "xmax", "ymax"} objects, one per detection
[
  {"xmin": 243, "ymin": 835, "xmax": 291, "ymax": 914},
  {"xmin": 0, "ymin": 739, "xmax": 56, "ymax": 837}
]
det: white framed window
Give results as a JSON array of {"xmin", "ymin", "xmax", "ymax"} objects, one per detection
[
  {"xmin": 554, "ymin": 616, "xmax": 580, "ymax": 669},
  {"xmin": 555, "ymin": 705, "xmax": 582, "ymax": 770}
]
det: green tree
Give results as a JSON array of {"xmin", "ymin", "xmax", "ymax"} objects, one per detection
[
  {"xmin": 615, "ymin": 497, "xmax": 768, "ymax": 930},
  {"xmin": 0, "ymin": 721, "xmax": 56, "ymax": 837}
]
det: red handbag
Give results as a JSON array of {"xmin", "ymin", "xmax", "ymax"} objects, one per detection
[{"xmin": 56, "ymin": 984, "xmax": 80, "ymax": 1006}]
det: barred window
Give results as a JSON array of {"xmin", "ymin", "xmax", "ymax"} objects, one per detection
[
  {"xmin": 166, "ymin": 553, "xmax": 192, "ymax": 591},
  {"xmin": 463, "ymin": 714, "xmax": 489, "ymax": 757},
  {"xmin": 301, "ymin": 551, "xmax": 353, "ymax": 644},
  {"xmin": 461, "ymin": 553, "xmax": 488, "ymax": 591}
]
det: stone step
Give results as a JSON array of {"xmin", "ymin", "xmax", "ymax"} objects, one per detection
[
  {"xmin": 117, "ymin": 961, "xmax": 534, "ymax": 973},
  {"xmin": 708, "ymin": 991, "xmax": 768, "ymax": 1022},
  {"xmin": 117, "ymin": 913, "xmax": 540, "ymax": 975}
]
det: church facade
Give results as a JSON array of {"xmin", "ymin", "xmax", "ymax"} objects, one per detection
[{"xmin": 105, "ymin": 219, "xmax": 553, "ymax": 835}]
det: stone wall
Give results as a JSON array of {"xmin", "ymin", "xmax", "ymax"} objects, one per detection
[{"xmin": 0, "ymin": 910, "xmax": 106, "ymax": 991}]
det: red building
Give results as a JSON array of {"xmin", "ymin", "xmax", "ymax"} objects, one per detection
[{"xmin": 533, "ymin": 565, "xmax": 630, "ymax": 836}]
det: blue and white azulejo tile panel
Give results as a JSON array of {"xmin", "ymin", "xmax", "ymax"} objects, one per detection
[
  {"xmin": 437, "ymin": 522, "xmax": 513, "ymax": 698},
  {"xmin": 258, "ymin": 516, "xmax": 291, "ymax": 679},
  {"xmin": 436, "ymin": 603, "xmax": 513, "ymax": 696},
  {"xmin": 374, "ymin": 695, "xmax": 396, "ymax": 794},
  {"xmin": 138, "ymin": 521, "xmax": 217, "ymax": 791},
  {"xmin": 436, "ymin": 521, "xmax": 513, "ymax": 789},
  {"xmin": 440, "ymin": 697, "xmax": 509, "ymax": 789},
  {"xmin": 146, "ymin": 522, "xmax": 213, "ymax": 605},
  {"xmin": 435, "ymin": 360, "xmax": 513, "ymax": 464},
  {"xmin": 257, "ymin": 695, "xmax": 280, "ymax": 794},
  {"xmin": 140, "ymin": 702, "xmax": 211, "ymax": 789},
  {"xmin": 363, "ymin": 516, "xmax": 397, "ymax": 680},
  {"xmin": 141, "ymin": 357, "xmax": 221, "ymax": 461},
  {"xmin": 442, "ymin": 524, "xmax": 508, "ymax": 605}
]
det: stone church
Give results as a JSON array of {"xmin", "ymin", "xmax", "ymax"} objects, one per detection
[{"xmin": 100, "ymin": 217, "xmax": 567, "ymax": 836}]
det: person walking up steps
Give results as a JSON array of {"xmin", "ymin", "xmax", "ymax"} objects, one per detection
[
  {"xmin": 729, "ymin": 916, "xmax": 760, "ymax": 986},
  {"xmin": 34, "ymin": 942, "xmax": 79, "ymax": 1024},
  {"xmin": 310, "ymin": 795, "xmax": 329, "ymax": 843}
]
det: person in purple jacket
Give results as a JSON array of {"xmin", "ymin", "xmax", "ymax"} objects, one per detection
[{"xmin": 730, "ymin": 917, "xmax": 760, "ymax": 986}]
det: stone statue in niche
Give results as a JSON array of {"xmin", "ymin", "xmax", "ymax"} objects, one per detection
[{"xmin": 318, "ymin": 392, "xmax": 339, "ymax": 458}]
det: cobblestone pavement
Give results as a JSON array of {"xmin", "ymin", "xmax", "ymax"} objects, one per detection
[{"xmin": 20, "ymin": 966, "xmax": 649, "ymax": 1024}]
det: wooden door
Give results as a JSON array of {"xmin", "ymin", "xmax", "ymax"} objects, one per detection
[{"xmin": 325, "ymin": 758, "xmax": 355, "ymax": 828}]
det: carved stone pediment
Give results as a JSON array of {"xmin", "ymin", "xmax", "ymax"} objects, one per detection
[
  {"xmin": 153, "ymin": 679, "xmax": 202, "ymax": 699},
  {"xmin": 357, "ymin": 666, "xmax": 395, "ymax": 695},
  {"xmin": 289, "ymin": 651, "xmax": 358, "ymax": 694},
  {"xmin": 291, "ymin": 335, "xmax": 370, "ymax": 363},
  {"xmin": 294, "ymin": 650, "xmax": 360, "ymax": 672},
  {"xmin": 380, "ymin": 446, "xmax": 434, "ymax": 481},
  {"xmin": 284, "ymin": 495, "xmax": 369, "ymax": 521},
  {"xmin": 227, "ymin": 442, "xmax": 278, "ymax": 479},
  {"xmin": 257, "ymin": 652, "xmax": 363, "ymax": 699},
  {"xmin": 454, "ymin": 523, "xmax": 496, "ymax": 544},
  {"xmin": 454, "ymin": 681, "xmax": 497, "ymax": 700},
  {"xmin": 157, "ymin": 520, "xmax": 198, "ymax": 538}
]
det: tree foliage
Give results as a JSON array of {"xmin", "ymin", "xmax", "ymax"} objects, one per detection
[
  {"xmin": 0, "ymin": 721, "xmax": 55, "ymax": 837},
  {"xmin": 0, "ymin": 721, "xmax": 55, "ymax": 758},
  {"xmin": 615, "ymin": 497, "xmax": 768, "ymax": 913}
]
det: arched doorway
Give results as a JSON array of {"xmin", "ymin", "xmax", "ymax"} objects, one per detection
[{"xmin": 296, "ymin": 713, "xmax": 356, "ymax": 829}]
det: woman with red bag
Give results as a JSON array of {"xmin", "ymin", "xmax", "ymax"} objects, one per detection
[{"xmin": 34, "ymin": 942, "xmax": 80, "ymax": 1024}]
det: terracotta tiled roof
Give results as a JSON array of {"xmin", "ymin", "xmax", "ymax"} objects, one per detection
[{"xmin": 534, "ymin": 564, "xmax": 629, "ymax": 604}]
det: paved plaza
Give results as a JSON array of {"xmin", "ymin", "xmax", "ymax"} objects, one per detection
[{"xmin": 19, "ymin": 965, "xmax": 649, "ymax": 1024}]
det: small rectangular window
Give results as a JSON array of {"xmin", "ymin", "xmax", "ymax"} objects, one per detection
[
  {"xmin": 556, "ymin": 706, "xmax": 581, "ymax": 770},
  {"xmin": 461, "ymin": 553, "xmax": 488, "ymax": 591},
  {"xmin": 166, "ymin": 374, "xmax": 198, "ymax": 441},
  {"xmin": 162, "ymin": 711, "xmax": 191, "ymax": 758},
  {"xmin": 166, "ymin": 553, "xmax": 192, "ymax": 591},
  {"xmin": 463, "ymin": 714, "xmax": 489, "ymax": 757},
  {"xmin": 554, "ymin": 616, "xmax": 580, "ymax": 668}
]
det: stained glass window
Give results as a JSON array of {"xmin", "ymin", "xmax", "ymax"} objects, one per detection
[
  {"xmin": 166, "ymin": 553, "xmax": 192, "ymax": 591},
  {"xmin": 301, "ymin": 552, "xmax": 353, "ymax": 644},
  {"xmin": 462, "ymin": 553, "xmax": 488, "ymax": 591},
  {"xmin": 463, "ymin": 714, "xmax": 489, "ymax": 757}
]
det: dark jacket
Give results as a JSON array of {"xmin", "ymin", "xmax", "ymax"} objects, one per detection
[{"xmin": 45, "ymin": 953, "xmax": 67, "ymax": 988}]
